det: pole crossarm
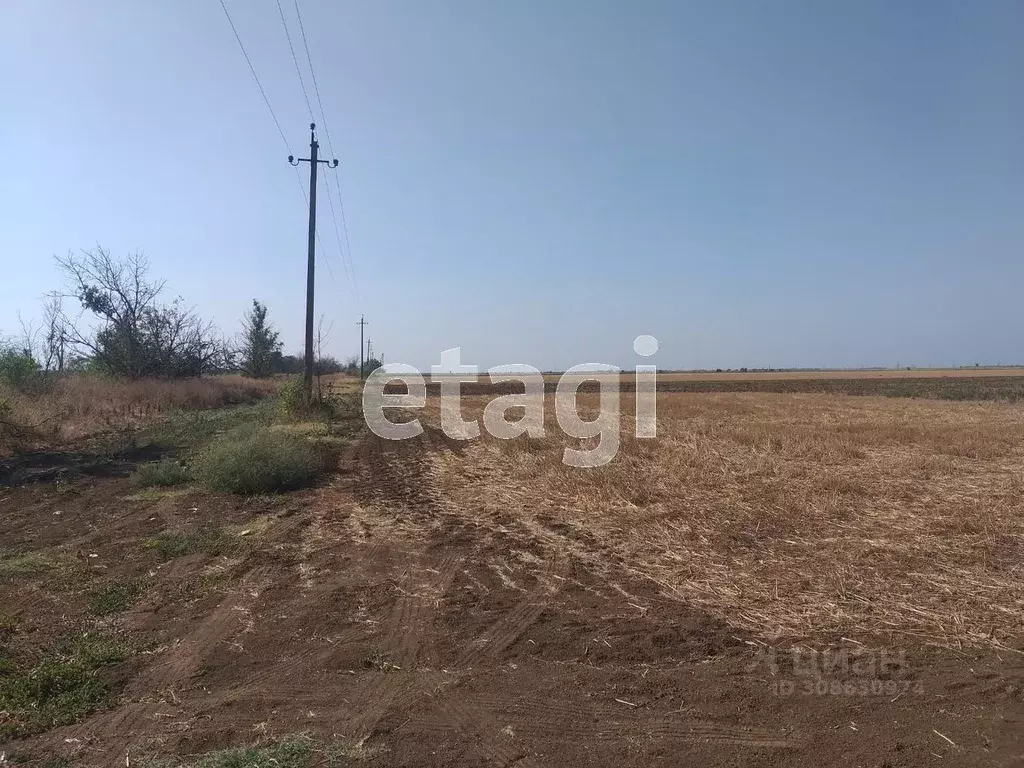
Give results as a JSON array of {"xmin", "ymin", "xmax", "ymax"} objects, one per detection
[
  {"xmin": 290, "ymin": 157, "xmax": 339, "ymax": 166},
  {"xmin": 288, "ymin": 124, "xmax": 338, "ymax": 166}
]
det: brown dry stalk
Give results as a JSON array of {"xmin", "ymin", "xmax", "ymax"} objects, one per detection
[{"xmin": 413, "ymin": 393, "xmax": 1024, "ymax": 650}]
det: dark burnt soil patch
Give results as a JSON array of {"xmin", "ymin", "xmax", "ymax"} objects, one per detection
[
  {"xmin": 0, "ymin": 401, "xmax": 283, "ymax": 490},
  {"xmin": 0, "ymin": 444, "xmax": 165, "ymax": 488}
]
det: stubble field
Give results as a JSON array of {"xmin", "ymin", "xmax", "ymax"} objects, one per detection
[
  {"xmin": 1, "ymin": 384, "xmax": 1022, "ymax": 766},
  {"xmin": 428, "ymin": 391, "xmax": 1024, "ymax": 650}
]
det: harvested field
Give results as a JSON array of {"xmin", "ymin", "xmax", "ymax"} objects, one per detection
[
  {"xmin": 422, "ymin": 393, "xmax": 1024, "ymax": 650},
  {"xmin": 443, "ymin": 372, "xmax": 1024, "ymax": 402},
  {"xmin": 1, "ymin": 391, "xmax": 1022, "ymax": 766}
]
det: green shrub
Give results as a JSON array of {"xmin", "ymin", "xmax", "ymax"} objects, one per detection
[
  {"xmin": 276, "ymin": 377, "xmax": 308, "ymax": 419},
  {"xmin": 143, "ymin": 522, "xmax": 236, "ymax": 560},
  {"xmin": 132, "ymin": 459, "xmax": 189, "ymax": 487},
  {"xmin": 139, "ymin": 733, "xmax": 324, "ymax": 768},
  {"xmin": 0, "ymin": 349, "xmax": 40, "ymax": 392},
  {"xmin": 0, "ymin": 551, "xmax": 61, "ymax": 578},
  {"xmin": 88, "ymin": 579, "xmax": 146, "ymax": 616},
  {"xmin": 192, "ymin": 427, "xmax": 323, "ymax": 494},
  {"xmin": 0, "ymin": 632, "xmax": 131, "ymax": 740}
]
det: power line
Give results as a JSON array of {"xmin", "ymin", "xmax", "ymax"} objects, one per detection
[
  {"xmin": 293, "ymin": 0, "xmax": 360, "ymax": 300},
  {"xmin": 218, "ymin": 0, "xmax": 337, "ymax": 292},
  {"xmin": 218, "ymin": 0, "xmax": 316, "ymax": 227},
  {"xmin": 274, "ymin": 0, "xmax": 314, "ymax": 122},
  {"xmin": 291, "ymin": 173, "xmax": 338, "ymax": 285},
  {"xmin": 293, "ymin": 173, "xmax": 338, "ymax": 286},
  {"xmin": 329, "ymin": 174, "xmax": 358, "ymax": 297},
  {"xmin": 272, "ymin": 0, "xmax": 341, "ymax": 290},
  {"xmin": 218, "ymin": 0, "xmax": 290, "ymax": 152},
  {"xmin": 320, "ymin": 162, "xmax": 356, "ymax": 295},
  {"xmin": 278, "ymin": 0, "xmax": 355, "ymax": 298},
  {"xmin": 291, "ymin": 0, "xmax": 357, "ymax": 299}
]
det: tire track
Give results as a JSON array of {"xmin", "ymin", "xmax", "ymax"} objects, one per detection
[
  {"xmin": 456, "ymin": 593, "xmax": 551, "ymax": 667},
  {"xmin": 432, "ymin": 696, "xmax": 541, "ymax": 768},
  {"xmin": 127, "ymin": 564, "xmax": 273, "ymax": 695},
  {"xmin": 50, "ymin": 567, "xmax": 275, "ymax": 760},
  {"xmin": 464, "ymin": 696, "xmax": 800, "ymax": 748},
  {"xmin": 391, "ymin": 553, "xmax": 461, "ymax": 669},
  {"xmin": 344, "ymin": 553, "xmax": 460, "ymax": 737}
]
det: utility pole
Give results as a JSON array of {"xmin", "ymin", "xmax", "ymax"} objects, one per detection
[
  {"xmin": 357, "ymin": 314, "xmax": 368, "ymax": 379},
  {"xmin": 289, "ymin": 123, "xmax": 338, "ymax": 401},
  {"xmin": 366, "ymin": 337, "xmax": 373, "ymax": 364}
]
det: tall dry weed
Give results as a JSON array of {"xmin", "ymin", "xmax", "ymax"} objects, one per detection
[{"xmin": 0, "ymin": 374, "xmax": 278, "ymax": 453}]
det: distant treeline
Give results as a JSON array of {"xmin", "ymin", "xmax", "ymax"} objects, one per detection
[{"xmin": 1, "ymin": 247, "xmax": 375, "ymax": 389}]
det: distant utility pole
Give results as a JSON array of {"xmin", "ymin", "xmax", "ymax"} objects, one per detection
[
  {"xmin": 366, "ymin": 337, "xmax": 373, "ymax": 363},
  {"xmin": 357, "ymin": 314, "xmax": 368, "ymax": 379},
  {"xmin": 289, "ymin": 123, "xmax": 338, "ymax": 401}
]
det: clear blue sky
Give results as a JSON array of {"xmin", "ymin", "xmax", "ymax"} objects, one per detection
[{"xmin": 3, "ymin": 0, "xmax": 1022, "ymax": 371}]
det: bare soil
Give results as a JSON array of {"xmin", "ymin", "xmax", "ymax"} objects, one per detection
[{"xmin": 1, "ymin": 419, "xmax": 1022, "ymax": 766}]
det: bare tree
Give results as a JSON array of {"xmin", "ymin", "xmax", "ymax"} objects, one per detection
[
  {"xmin": 55, "ymin": 247, "xmax": 222, "ymax": 378},
  {"xmin": 55, "ymin": 248, "xmax": 161, "ymax": 375},
  {"xmin": 313, "ymin": 314, "xmax": 333, "ymax": 400},
  {"xmin": 16, "ymin": 311, "xmax": 40, "ymax": 361},
  {"xmin": 41, "ymin": 293, "xmax": 72, "ymax": 372}
]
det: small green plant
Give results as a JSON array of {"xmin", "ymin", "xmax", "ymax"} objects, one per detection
[
  {"xmin": 276, "ymin": 377, "xmax": 340, "ymax": 423},
  {"xmin": 276, "ymin": 376, "xmax": 308, "ymax": 419},
  {"xmin": 0, "ymin": 631, "xmax": 131, "ymax": 740},
  {"xmin": 132, "ymin": 458, "xmax": 190, "ymax": 488},
  {"xmin": 0, "ymin": 551, "xmax": 59, "ymax": 578},
  {"xmin": 136, "ymin": 732, "xmax": 367, "ymax": 768},
  {"xmin": 143, "ymin": 523, "xmax": 235, "ymax": 561},
  {"xmin": 88, "ymin": 579, "xmax": 146, "ymax": 616},
  {"xmin": 141, "ymin": 401, "xmax": 276, "ymax": 452},
  {"xmin": 192, "ymin": 426, "xmax": 323, "ymax": 494}
]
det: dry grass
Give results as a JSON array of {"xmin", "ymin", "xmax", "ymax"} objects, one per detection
[
  {"xmin": 415, "ymin": 393, "xmax": 1024, "ymax": 650},
  {"xmin": 0, "ymin": 374, "xmax": 279, "ymax": 452}
]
